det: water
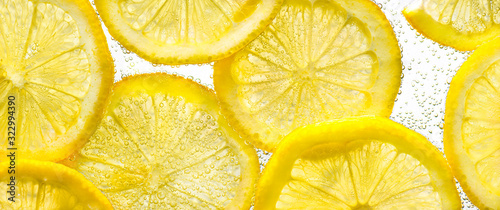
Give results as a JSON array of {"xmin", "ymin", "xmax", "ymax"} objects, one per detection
[{"xmin": 92, "ymin": 0, "xmax": 477, "ymax": 208}]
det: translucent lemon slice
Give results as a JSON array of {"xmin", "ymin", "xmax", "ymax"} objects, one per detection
[
  {"xmin": 444, "ymin": 37, "xmax": 500, "ymax": 208},
  {"xmin": 0, "ymin": 0, "xmax": 114, "ymax": 161},
  {"xmin": 255, "ymin": 116, "xmax": 460, "ymax": 209},
  {"xmin": 403, "ymin": 0, "xmax": 500, "ymax": 51},
  {"xmin": 0, "ymin": 159, "xmax": 112, "ymax": 209},
  {"xmin": 95, "ymin": 0, "xmax": 283, "ymax": 64},
  {"xmin": 62, "ymin": 73, "xmax": 259, "ymax": 209},
  {"xmin": 214, "ymin": 0, "xmax": 401, "ymax": 152}
]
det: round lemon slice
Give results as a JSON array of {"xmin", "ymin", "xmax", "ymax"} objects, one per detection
[
  {"xmin": 62, "ymin": 73, "xmax": 259, "ymax": 209},
  {"xmin": 255, "ymin": 116, "xmax": 460, "ymax": 209},
  {"xmin": 0, "ymin": 159, "xmax": 112, "ymax": 209},
  {"xmin": 403, "ymin": 0, "xmax": 500, "ymax": 51},
  {"xmin": 214, "ymin": 0, "xmax": 401, "ymax": 152},
  {"xmin": 0, "ymin": 0, "xmax": 114, "ymax": 161},
  {"xmin": 444, "ymin": 37, "xmax": 500, "ymax": 209},
  {"xmin": 95, "ymin": 0, "xmax": 283, "ymax": 64}
]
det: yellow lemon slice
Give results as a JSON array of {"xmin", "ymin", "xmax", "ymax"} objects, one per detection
[
  {"xmin": 0, "ymin": 0, "xmax": 114, "ymax": 161},
  {"xmin": 214, "ymin": 0, "xmax": 401, "ymax": 152},
  {"xmin": 95, "ymin": 0, "xmax": 283, "ymax": 64},
  {"xmin": 444, "ymin": 37, "xmax": 500, "ymax": 209},
  {"xmin": 255, "ymin": 116, "xmax": 461, "ymax": 209},
  {"xmin": 403, "ymin": 0, "xmax": 500, "ymax": 51},
  {"xmin": 0, "ymin": 159, "xmax": 112, "ymax": 209},
  {"xmin": 62, "ymin": 73, "xmax": 259, "ymax": 209}
]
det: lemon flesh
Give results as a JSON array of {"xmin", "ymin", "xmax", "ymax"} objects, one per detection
[
  {"xmin": 0, "ymin": 160, "xmax": 112, "ymax": 209},
  {"xmin": 96, "ymin": 0, "xmax": 283, "ymax": 64},
  {"xmin": 0, "ymin": 0, "xmax": 113, "ymax": 161},
  {"xmin": 404, "ymin": 0, "xmax": 500, "ymax": 51},
  {"xmin": 445, "ymin": 37, "xmax": 500, "ymax": 208},
  {"xmin": 280, "ymin": 141, "xmax": 441, "ymax": 209},
  {"xmin": 122, "ymin": 0, "xmax": 255, "ymax": 44},
  {"xmin": 256, "ymin": 117, "xmax": 461, "ymax": 209},
  {"xmin": 214, "ymin": 0, "xmax": 401, "ymax": 152},
  {"xmin": 65, "ymin": 74, "xmax": 259, "ymax": 209}
]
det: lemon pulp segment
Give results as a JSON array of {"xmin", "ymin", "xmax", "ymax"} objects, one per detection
[
  {"xmin": 214, "ymin": 0, "xmax": 401, "ymax": 152},
  {"xmin": 445, "ymin": 37, "xmax": 500, "ymax": 208},
  {"xmin": 403, "ymin": 0, "xmax": 500, "ymax": 51},
  {"xmin": 0, "ymin": 0, "xmax": 114, "ymax": 161},
  {"xmin": 95, "ymin": 0, "xmax": 283, "ymax": 64},
  {"xmin": 0, "ymin": 159, "xmax": 112, "ymax": 209},
  {"xmin": 255, "ymin": 117, "xmax": 460, "ymax": 209},
  {"xmin": 65, "ymin": 74, "xmax": 259, "ymax": 209}
]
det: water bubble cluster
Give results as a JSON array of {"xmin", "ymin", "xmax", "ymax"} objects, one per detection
[
  {"xmin": 378, "ymin": 0, "xmax": 475, "ymax": 207},
  {"xmin": 75, "ymin": 89, "xmax": 246, "ymax": 208}
]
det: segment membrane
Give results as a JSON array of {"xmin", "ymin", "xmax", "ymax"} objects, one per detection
[
  {"xmin": 475, "ymin": 149, "xmax": 500, "ymax": 195},
  {"xmin": 278, "ymin": 141, "xmax": 441, "ymax": 208},
  {"xmin": 232, "ymin": 0, "xmax": 377, "ymax": 134},
  {"xmin": 463, "ymin": 61, "xmax": 500, "ymax": 195},
  {"xmin": 24, "ymin": 3, "xmax": 81, "ymax": 70},
  {"xmin": 76, "ymin": 92, "xmax": 241, "ymax": 209},
  {"xmin": 24, "ymin": 83, "xmax": 81, "ymax": 134}
]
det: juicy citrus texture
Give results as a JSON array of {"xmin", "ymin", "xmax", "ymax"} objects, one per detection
[
  {"xmin": 214, "ymin": 0, "xmax": 401, "ymax": 152},
  {"xmin": 61, "ymin": 73, "xmax": 259, "ymax": 209},
  {"xmin": 0, "ymin": 159, "xmax": 112, "ymax": 209},
  {"xmin": 95, "ymin": 0, "xmax": 283, "ymax": 64},
  {"xmin": 0, "ymin": 0, "xmax": 114, "ymax": 161},
  {"xmin": 403, "ymin": 0, "xmax": 500, "ymax": 51},
  {"xmin": 255, "ymin": 116, "xmax": 461, "ymax": 209},
  {"xmin": 445, "ymin": 37, "xmax": 500, "ymax": 208}
]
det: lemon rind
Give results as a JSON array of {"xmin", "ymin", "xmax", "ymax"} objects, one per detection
[
  {"xmin": 444, "ymin": 37, "xmax": 500, "ymax": 209},
  {"xmin": 95, "ymin": 0, "xmax": 283, "ymax": 65},
  {"xmin": 255, "ymin": 116, "xmax": 460, "ymax": 209}
]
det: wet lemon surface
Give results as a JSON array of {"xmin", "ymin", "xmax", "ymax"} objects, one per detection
[
  {"xmin": 0, "ymin": 0, "xmax": 113, "ymax": 161},
  {"xmin": 68, "ymin": 74, "xmax": 259, "ymax": 209}
]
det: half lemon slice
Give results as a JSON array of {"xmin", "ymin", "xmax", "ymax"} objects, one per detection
[
  {"xmin": 0, "ymin": 0, "xmax": 114, "ymax": 161},
  {"xmin": 62, "ymin": 73, "xmax": 259, "ymax": 209},
  {"xmin": 444, "ymin": 37, "xmax": 500, "ymax": 209},
  {"xmin": 255, "ymin": 116, "xmax": 460, "ymax": 209},
  {"xmin": 403, "ymin": 0, "xmax": 500, "ymax": 51},
  {"xmin": 214, "ymin": 0, "xmax": 401, "ymax": 152},
  {"xmin": 95, "ymin": 0, "xmax": 283, "ymax": 64},
  {"xmin": 0, "ymin": 159, "xmax": 112, "ymax": 209}
]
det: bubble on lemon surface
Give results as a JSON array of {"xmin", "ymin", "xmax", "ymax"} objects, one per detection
[{"xmin": 74, "ymin": 92, "xmax": 243, "ymax": 209}]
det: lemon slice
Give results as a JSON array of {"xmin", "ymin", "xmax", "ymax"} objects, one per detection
[
  {"xmin": 403, "ymin": 0, "xmax": 500, "ymax": 51},
  {"xmin": 214, "ymin": 0, "xmax": 401, "ymax": 152},
  {"xmin": 95, "ymin": 0, "xmax": 282, "ymax": 64},
  {"xmin": 444, "ymin": 37, "xmax": 500, "ymax": 208},
  {"xmin": 61, "ymin": 73, "xmax": 259, "ymax": 209},
  {"xmin": 255, "ymin": 116, "xmax": 460, "ymax": 209},
  {"xmin": 0, "ymin": 159, "xmax": 112, "ymax": 209},
  {"xmin": 0, "ymin": 0, "xmax": 114, "ymax": 161}
]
